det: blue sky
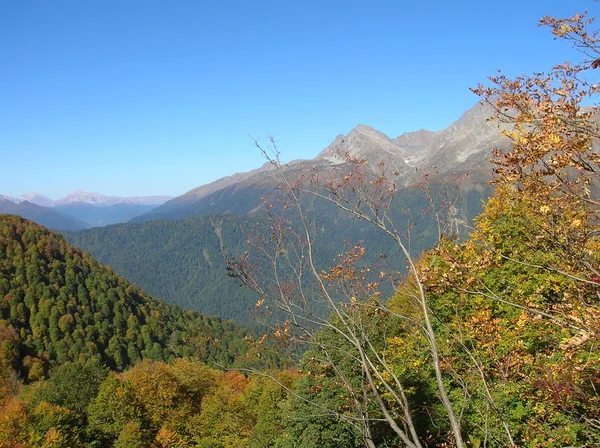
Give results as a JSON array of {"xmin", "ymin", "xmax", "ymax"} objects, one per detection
[{"xmin": 0, "ymin": 0, "xmax": 593, "ymax": 198}]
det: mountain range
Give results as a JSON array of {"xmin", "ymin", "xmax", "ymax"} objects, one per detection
[
  {"xmin": 0, "ymin": 199, "xmax": 90, "ymax": 231},
  {"xmin": 2, "ymin": 101, "xmax": 509, "ymax": 323},
  {"xmin": 1, "ymin": 190, "xmax": 172, "ymax": 207},
  {"xmin": 0, "ymin": 191, "xmax": 173, "ymax": 229},
  {"xmin": 62, "ymin": 101, "xmax": 506, "ymax": 324}
]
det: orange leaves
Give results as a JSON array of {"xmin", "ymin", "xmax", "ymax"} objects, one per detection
[
  {"xmin": 472, "ymin": 19, "xmax": 600, "ymax": 197},
  {"xmin": 320, "ymin": 242, "xmax": 386, "ymax": 307},
  {"xmin": 464, "ymin": 307, "xmax": 503, "ymax": 350},
  {"xmin": 219, "ymin": 370, "xmax": 249, "ymax": 396},
  {"xmin": 541, "ymin": 11, "xmax": 595, "ymax": 44},
  {"xmin": 273, "ymin": 321, "xmax": 291, "ymax": 341},
  {"xmin": 0, "ymin": 397, "xmax": 28, "ymax": 446},
  {"xmin": 321, "ymin": 244, "xmax": 365, "ymax": 282}
]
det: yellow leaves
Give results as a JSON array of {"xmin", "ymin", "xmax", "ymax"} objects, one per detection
[
  {"xmin": 548, "ymin": 133, "xmax": 562, "ymax": 144},
  {"xmin": 273, "ymin": 321, "xmax": 290, "ymax": 340},
  {"xmin": 469, "ymin": 308, "xmax": 493, "ymax": 325},
  {"xmin": 43, "ymin": 427, "xmax": 62, "ymax": 446},
  {"xmin": 155, "ymin": 426, "xmax": 182, "ymax": 447},
  {"xmin": 552, "ymin": 23, "xmax": 575, "ymax": 37},
  {"xmin": 387, "ymin": 336, "xmax": 404, "ymax": 347},
  {"xmin": 0, "ymin": 398, "xmax": 28, "ymax": 445},
  {"xmin": 514, "ymin": 310, "xmax": 531, "ymax": 331},
  {"xmin": 540, "ymin": 205, "xmax": 551, "ymax": 214}
]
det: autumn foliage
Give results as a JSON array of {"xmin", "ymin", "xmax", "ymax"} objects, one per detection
[
  {"xmin": 2, "ymin": 7, "xmax": 600, "ymax": 448},
  {"xmin": 228, "ymin": 7, "xmax": 600, "ymax": 448}
]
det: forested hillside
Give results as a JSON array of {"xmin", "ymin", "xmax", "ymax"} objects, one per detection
[
  {"xmin": 0, "ymin": 214, "xmax": 290, "ymax": 447},
  {"xmin": 0, "ymin": 214, "xmax": 268, "ymax": 379},
  {"xmin": 64, "ymin": 215, "xmax": 259, "ymax": 324},
  {"xmin": 64, "ymin": 176, "xmax": 491, "ymax": 327},
  {"xmin": 0, "ymin": 357, "xmax": 299, "ymax": 447}
]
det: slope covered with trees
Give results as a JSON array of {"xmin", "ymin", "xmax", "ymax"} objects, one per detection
[
  {"xmin": 0, "ymin": 215, "xmax": 289, "ymax": 447},
  {"xmin": 0, "ymin": 358, "xmax": 298, "ymax": 447},
  {"xmin": 64, "ymin": 178, "xmax": 490, "ymax": 328},
  {"xmin": 0, "ymin": 214, "xmax": 264, "ymax": 382}
]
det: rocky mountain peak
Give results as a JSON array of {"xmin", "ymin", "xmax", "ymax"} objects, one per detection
[
  {"xmin": 0, "ymin": 194, "xmax": 16, "ymax": 203},
  {"xmin": 18, "ymin": 193, "xmax": 54, "ymax": 207},
  {"xmin": 351, "ymin": 124, "xmax": 385, "ymax": 136},
  {"xmin": 133, "ymin": 101, "xmax": 515, "ymax": 222},
  {"xmin": 316, "ymin": 124, "xmax": 407, "ymax": 166},
  {"xmin": 393, "ymin": 129, "xmax": 435, "ymax": 152},
  {"xmin": 60, "ymin": 191, "xmax": 108, "ymax": 205}
]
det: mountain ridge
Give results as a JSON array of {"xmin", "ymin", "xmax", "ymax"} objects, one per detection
[
  {"xmin": 66, "ymin": 101, "xmax": 501, "ymax": 322},
  {"xmin": 0, "ymin": 199, "xmax": 89, "ymax": 231},
  {"xmin": 135, "ymin": 101, "xmax": 508, "ymax": 223},
  {"xmin": 0, "ymin": 192, "xmax": 174, "ymax": 229},
  {"xmin": 1, "ymin": 191, "xmax": 173, "ymax": 207}
]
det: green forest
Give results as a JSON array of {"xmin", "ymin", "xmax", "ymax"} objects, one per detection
[
  {"xmin": 1, "ymin": 9, "xmax": 600, "ymax": 448},
  {"xmin": 63, "ymin": 178, "xmax": 490, "ymax": 328}
]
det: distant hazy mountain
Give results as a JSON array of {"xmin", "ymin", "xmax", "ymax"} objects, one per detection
[
  {"xmin": 54, "ymin": 192, "xmax": 173, "ymax": 226},
  {"xmin": 56, "ymin": 190, "xmax": 173, "ymax": 206},
  {"xmin": 135, "ymin": 101, "xmax": 508, "ymax": 223},
  {"xmin": 0, "ymin": 191, "xmax": 173, "ymax": 228},
  {"xmin": 55, "ymin": 202, "xmax": 162, "ymax": 227},
  {"xmin": 1, "ymin": 190, "xmax": 172, "ymax": 206},
  {"xmin": 15, "ymin": 192, "xmax": 54, "ymax": 207},
  {"xmin": 0, "ymin": 199, "xmax": 88, "ymax": 231}
]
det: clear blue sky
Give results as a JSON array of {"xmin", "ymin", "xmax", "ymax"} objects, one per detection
[{"xmin": 0, "ymin": 0, "xmax": 592, "ymax": 198}]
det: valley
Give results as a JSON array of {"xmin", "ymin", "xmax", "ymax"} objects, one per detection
[{"xmin": 60, "ymin": 102, "xmax": 497, "ymax": 325}]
